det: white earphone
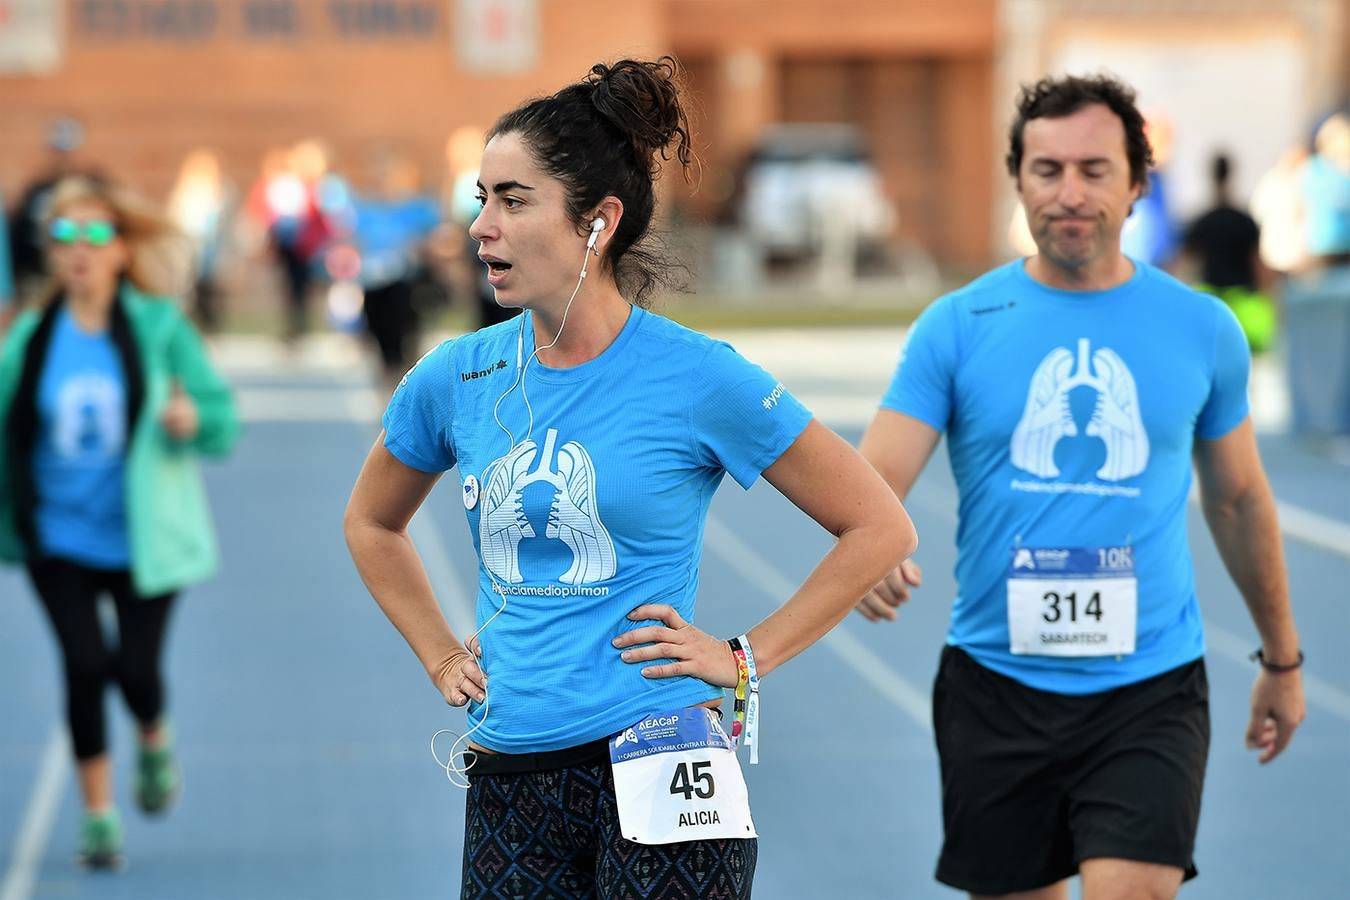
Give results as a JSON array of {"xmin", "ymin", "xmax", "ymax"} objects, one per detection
[{"xmin": 586, "ymin": 216, "xmax": 607, "ymax": 251}]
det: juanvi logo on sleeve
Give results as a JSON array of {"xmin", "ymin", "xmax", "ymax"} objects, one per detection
[{"xmin": 1009, "ymin": 338, "xmax": 1147, "ymax": 496}]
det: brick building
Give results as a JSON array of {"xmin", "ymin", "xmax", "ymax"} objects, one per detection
[
  {"xmin": 0, "ymin": 0, "xmax": 999, "ymax": 270},
  {"xmin": 1, "ymin": 1, "xmax": 1344, "ymax": 271}
]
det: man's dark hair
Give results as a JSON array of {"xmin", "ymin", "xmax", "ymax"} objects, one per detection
[{"xmin": 1005, "ymin": 74, "xmax": 1154, "ymax": 190}]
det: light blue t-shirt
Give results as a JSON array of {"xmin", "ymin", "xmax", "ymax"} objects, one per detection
[
  {"xmin": 882, "ymin": 260, "xmax": 1250, "ymax": 694},
  {"xmin": 1303, "ymin": 155, "xmax": 1350, "ymax": 256},
  {"xmin": 350, "ymin": 194, "xmax": 441, "ymax": 289},
  {"xmin": 383, "ymin": 306, "xmax": 813, "ymax": 752},
  {"xmin": 34, "ymin": 308, "xmax": 130, "ymax": 568}
]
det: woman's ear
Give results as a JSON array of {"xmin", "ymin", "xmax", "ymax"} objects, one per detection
[{"xmin": 591, "ymin": 196, "xmax": 624, "ymax": 253}]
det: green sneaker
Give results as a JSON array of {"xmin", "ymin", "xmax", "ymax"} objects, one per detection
[
  {"xmin": 79, "ymin": 809, "xmax": 124, "ymax": 871},
  {"xmin": 135, "ymin": 726, "xmax": 179, "ymax": 816}
]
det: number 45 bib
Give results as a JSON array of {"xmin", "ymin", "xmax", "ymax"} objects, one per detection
[
  {"xmin": 609, "ymin": 707, "xmax": 757, "ymax": 845},
  {"xmin": 1007, "ymin": 546, "xmax": 1137, "ymax": 656}
]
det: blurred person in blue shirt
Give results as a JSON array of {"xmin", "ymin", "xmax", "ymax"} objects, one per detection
[
  {"xmin": 0, "ymin": 177, "xmax": 238, "ymax": 870},
  {"xmin": 350, "ymin": 153, "xmax": 442, "ymax": 392},
  {"xmin": 1303, "ymin": 110, "xmax": 1350, "ymax": 266},
  {"xmin": 1120, "ymin": 113, "xmax": 1180, "ymax": 268}
]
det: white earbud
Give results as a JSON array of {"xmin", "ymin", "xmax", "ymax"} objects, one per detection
[{"xmin": 586, "ymin": 216, "xmax": 607, "ymax": 250}]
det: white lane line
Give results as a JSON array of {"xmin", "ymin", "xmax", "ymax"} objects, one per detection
[
  {"xmin": 1274, "ymin": 500, "xmax": 1350, "ymax": 561},
  {"xmin": 236, "ymin": 387, "xmax": 383, "ymax": 424},
  {"xmin": 703, "ymin": 517, "xmax": 932, "ymax": 733},
  {"xmin": 1204, "ymin": 624, "xmax": 1350, "ymax": 723},
  {"xmin": 408, "ymin": 509, "xmax": 475, "ymax": 636},
  {"xmin": 0, "ymin": 728, "xmax": 70, "ymax": 900}
]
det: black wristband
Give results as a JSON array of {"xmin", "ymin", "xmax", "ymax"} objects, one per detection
[{"xmin": 1250, "ymin": 648, "xmax": 1304, "ymax": 673}]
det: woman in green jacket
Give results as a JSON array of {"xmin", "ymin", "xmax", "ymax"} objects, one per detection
[{"xmin": 0, "ymin": 177, "xmax": 238, "ymax": 869}]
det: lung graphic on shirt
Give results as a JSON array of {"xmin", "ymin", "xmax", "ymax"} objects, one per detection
[
  {"xmin": 479, "ymin": 428, "xmax": 617, "ymax": 585},
  {"xmin": 53, "ymin": 373, "xmax": 124, "ymax": 461},
  {"xmin": 1010, "ymin": 338, "xmax": 1148, "ymax": 481}
]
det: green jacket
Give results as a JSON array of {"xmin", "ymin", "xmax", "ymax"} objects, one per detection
[{"xmin": 0, "ymin": 285, "xmax": 239, "ymax": 595}]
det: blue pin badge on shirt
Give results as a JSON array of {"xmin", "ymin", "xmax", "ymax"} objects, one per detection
[{"xmin": 462, "ymin": 474, "xmax": 480, "ymax": 510}]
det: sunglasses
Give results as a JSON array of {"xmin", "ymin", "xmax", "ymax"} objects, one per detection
[{"xmin": 49, "ymin": 217, "xmax": 117, "ymax": 247}]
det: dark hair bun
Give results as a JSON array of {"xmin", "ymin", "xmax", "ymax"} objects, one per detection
[{"xmin": 587, "ymin": 57, "xmax": 692, "ymax": 176}]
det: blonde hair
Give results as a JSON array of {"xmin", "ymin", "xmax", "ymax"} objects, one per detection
[{"xmin": 45, "ymin": 176, "xmax": 192, "ymax": 299}]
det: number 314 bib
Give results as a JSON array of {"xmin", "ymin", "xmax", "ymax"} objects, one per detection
[
  {"xmin": 609, "ymin": 707, "xmax": 757, "ymax": 845},
  {"xmin": 1007, "ymin": 546, "xmax": 1137, "ymax": 657}
]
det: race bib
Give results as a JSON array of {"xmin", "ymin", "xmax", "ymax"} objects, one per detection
[
  {"xmin": 609, "ymin": 707, "xmax": 757, "ymax": 846},
  {"xmin": 1007, "ymin": 546, "xmax": 1137, "ymax": 657}
]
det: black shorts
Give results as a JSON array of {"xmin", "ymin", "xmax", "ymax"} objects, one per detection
[{"xmin": 933, "ymin": 646, "xmax": 1210, "ymax": 895}]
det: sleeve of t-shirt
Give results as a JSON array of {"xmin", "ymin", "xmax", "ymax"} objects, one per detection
[
  {"xmin": 1195, "ymin": 302, "xmax": 1251, "ymax": 440},
  {"xmin": 382, "ymin": 340, "xmax": 457, "ymax": 473},
  {"xmin": 879, "ymin": 295, "xmax": 959, "ymax": 431},
  {"xmin": 689, "ymin": 341, "xmax": 813, "ymax": 489}
]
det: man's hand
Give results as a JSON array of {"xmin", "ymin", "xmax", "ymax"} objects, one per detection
[
  {"xmin": 857, "ymin": 558, "xmax": 922, "ymax": 622},
  {"xmin": 1245, "ymin": 668, "xmax": 1305, "ymax": 764}
]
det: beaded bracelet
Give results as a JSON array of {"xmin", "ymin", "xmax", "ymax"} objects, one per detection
[{"xmin": 727, "ymin": 635, "xmax": 760, "ymax": 764}]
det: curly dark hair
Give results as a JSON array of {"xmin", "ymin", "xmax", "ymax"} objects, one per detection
[
  {"xmin": 488, "ymin": 57, "xmax": 695, "ymax": 307},
  {"xmin": 1005, "ymin": 74, "xmax": 1154, "ymax": 190}
]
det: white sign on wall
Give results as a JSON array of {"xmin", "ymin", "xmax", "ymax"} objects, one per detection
[
  {"xmin": 454, "ymin": 0, "xmax": 538, "ymax": 73},
  {"xmin": 1053, "ymin": 36, "xmax": 1309, "ymax": 219},
  {"xmin": 0, "ymin": 0, "xmax": 65, "ymax": 74}
]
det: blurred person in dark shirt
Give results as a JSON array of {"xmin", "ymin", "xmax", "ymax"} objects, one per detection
[{"xmin": 1185, "ymin": 152, "xmax": 1275, "ymax": 352}]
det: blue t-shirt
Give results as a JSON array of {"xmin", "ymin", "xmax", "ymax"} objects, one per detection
[
  {"xmin": 1303, "ymin": 155, "xmax": 1350, "ymax": 256},
  {"xmin": 383, "ymin": 306, "xmax": 813, "ymax": 752},
  {"xmin": 882, "ymin": 260, "xmax": 1250, "ymax": 694},
  {"xmin": 350, "ymin": 194, "xmax": 442, "ymax": 288},
  {"xmin": 34, "ymin": 308, "xmax": 130, "ymax": 568}
]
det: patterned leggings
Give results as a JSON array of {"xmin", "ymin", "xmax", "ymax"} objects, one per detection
[{"xmin": 462, "ymin": 758, "xmax": 757, "ymax": 899}]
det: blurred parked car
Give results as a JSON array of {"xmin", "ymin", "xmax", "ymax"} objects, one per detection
[{"xmin": 740, "ymin": 123, "xmax": 895, "ymax": 266}]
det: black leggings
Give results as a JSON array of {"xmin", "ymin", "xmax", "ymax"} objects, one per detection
[
  {"xmin": 26, "ymin": 558, "xmax": 177, "ymax": 760},
  {"xmin": 463, "ymin": 750, "xmax": 757, "ymax": 899}
]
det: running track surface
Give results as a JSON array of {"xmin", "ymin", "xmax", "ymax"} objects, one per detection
[{"xmin": 2, "ymin": 329, "xmax": 1347, "ymax": 900}]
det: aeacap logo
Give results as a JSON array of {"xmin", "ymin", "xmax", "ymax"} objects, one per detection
[
  {"xmin": 614, "ymin": 727, "xmax": 638, "ymax": 748},
  {"xmin": 1010, "ymin": 338, "xmax": 1149, "ymax": 482}
]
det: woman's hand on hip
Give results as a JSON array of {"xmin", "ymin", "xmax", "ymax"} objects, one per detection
[
  {"xmin": 432, "ymin": 649, "xmax": 486, "ymax": 707},
  {"xmin": 614, "ymin": 604, "xmax": 739, "ymax": 688}
]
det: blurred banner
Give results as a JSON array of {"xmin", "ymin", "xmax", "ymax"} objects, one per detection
[
  {"xmin": 455, "ymin": 0, "xmax": 537, "ymax": 73},
  {"xmin": 0, "ymin": 0, "xmax": 64, "ymax": 73}
]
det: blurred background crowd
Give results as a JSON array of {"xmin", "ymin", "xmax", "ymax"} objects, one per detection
[{"xmin": 1, "ymin": 0, "xmax": 1348, "ymax": 416}]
